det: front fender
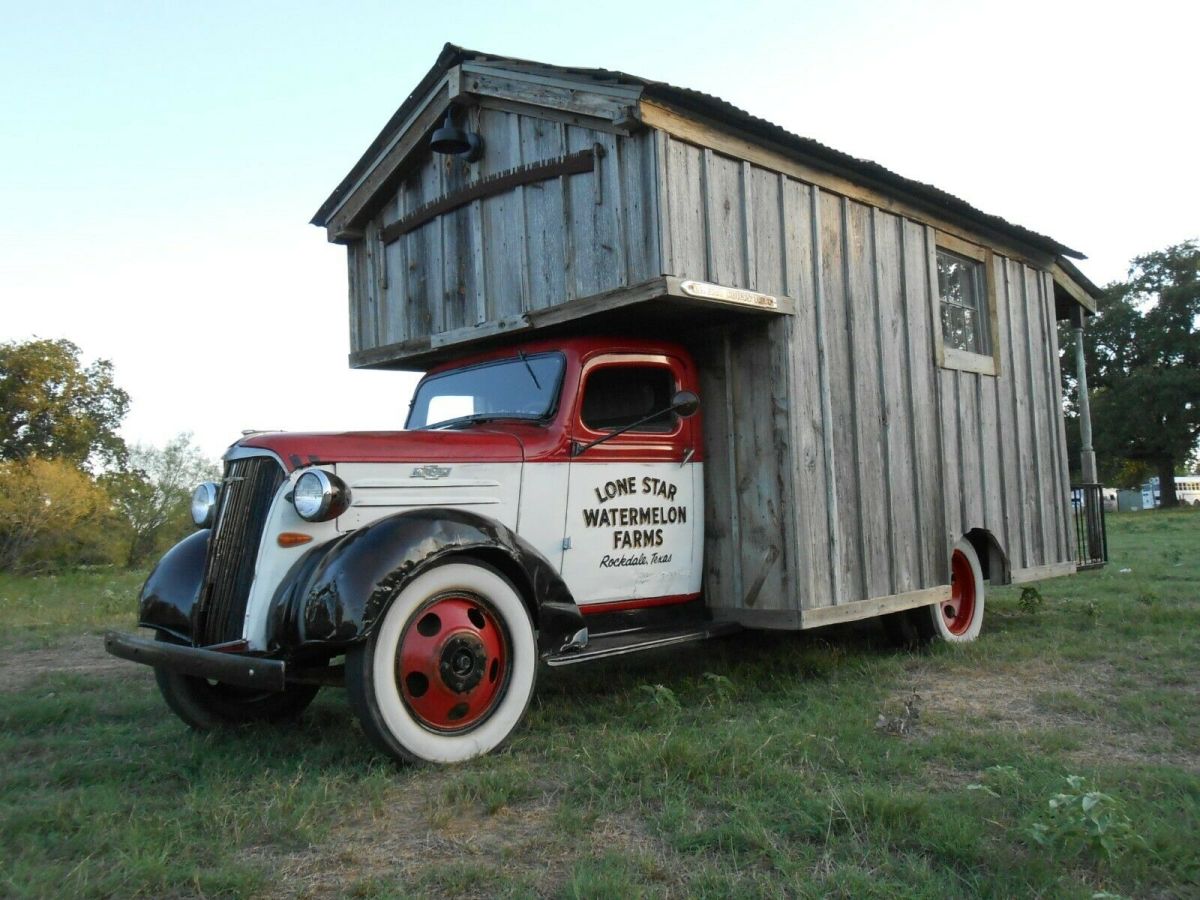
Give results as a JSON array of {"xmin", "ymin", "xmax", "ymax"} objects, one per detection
[
  {"xmin": 267, "ymin": 508, "xmax": 583, "ymax": 659},
  {"xmin": 137, "ymin": 529, "xmax": 210, "ymax": 642}
]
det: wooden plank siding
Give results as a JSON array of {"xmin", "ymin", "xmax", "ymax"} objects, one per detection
[
  {"xmin": 655, "ymin": 133, "xmax": 1073, "ymax": 612},
  {"xmin": 348, "ymin": 109, "xmax": 660, "ymax": 356}
]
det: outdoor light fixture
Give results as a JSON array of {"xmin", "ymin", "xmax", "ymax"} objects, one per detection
[{"xmin": 430, "ymin": 108, "xmax": 484, "ymax": 162}]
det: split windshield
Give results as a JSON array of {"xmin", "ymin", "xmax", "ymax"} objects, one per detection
[{"xmin": 406, "ymin": 352, "xmax": 565, "ymax": 429}]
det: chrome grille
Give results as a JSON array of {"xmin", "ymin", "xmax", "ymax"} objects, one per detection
[{"xmin": 195, "ymin": 456, "xmax": 285, "ymax": 646}]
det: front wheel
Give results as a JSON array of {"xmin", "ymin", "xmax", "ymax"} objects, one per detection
[
  {"xmin": 153, "ymin": 633, "xmax": 320, "ymax": 730},
  {"xmin": 346, "ymin": 561, "xmax": 537, "ymax": 764}
]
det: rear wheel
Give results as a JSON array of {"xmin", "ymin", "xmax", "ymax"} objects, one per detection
[
  {"xmin": 883, "ymin": 538, "xmax": 985, "ymax": 646},
  {"xmin": 931, "ymin": 540, "xmax": 985, "ymax": 641},
  {"xmin": 153, "ymin": 633, "xmax": 320, "ymax": 730},
  {"xmin": 346, "ymin": 561, "xmax": 537, "ymax": 764}
]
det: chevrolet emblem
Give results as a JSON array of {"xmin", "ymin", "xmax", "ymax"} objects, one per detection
[{"xmin": 410, "ymin": 465, "xmax": 452, "ymax": 480}]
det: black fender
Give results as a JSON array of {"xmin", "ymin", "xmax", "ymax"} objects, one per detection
[
  {"xmin": 136, "ymin": 529, "xmax": 210, "ymax": 643},
  {"xmin": 266, "ymin": 508, "xmax": 584, "ymax": 659}
]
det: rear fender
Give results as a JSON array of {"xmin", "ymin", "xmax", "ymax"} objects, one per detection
[
  {"xmin": 137, "ymin": 529, "xmax": 210, "ymax": 643},
  {"xmin": 267, "ymin": 508, "xmax": 583, "ymax": 658}
]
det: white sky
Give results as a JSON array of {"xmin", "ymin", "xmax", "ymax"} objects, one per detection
[{"xmin": 2, "ymin": 0, "xmax": 1196, "ymax": 462}]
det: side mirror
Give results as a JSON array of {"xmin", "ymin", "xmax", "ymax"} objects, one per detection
[{"xmin": 671, "ymin": 390, "xmax": 700, "ymax": 419}]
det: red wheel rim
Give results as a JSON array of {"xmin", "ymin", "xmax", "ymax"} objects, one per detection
[
  {"xmin": 396, "ymin": 593, "xmax": 509, "ymax": 732},
  {"xmin": 943, "ymin": 550, "xmax": 977, "ymax": 636}
]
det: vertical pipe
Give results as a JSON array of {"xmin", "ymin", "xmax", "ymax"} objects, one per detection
[{"xmin": 1071, "ymin": 305, "xmax": 1098, "ymax": 484}]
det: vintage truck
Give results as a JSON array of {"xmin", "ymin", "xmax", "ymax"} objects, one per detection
[{"xmin": 106, "ymin": 46, "xmax": 1103, "ymax": 763}]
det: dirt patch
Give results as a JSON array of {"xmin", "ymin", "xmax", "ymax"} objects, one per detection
[
  {"xmin": 888, "ymin": 659, "xmax": 1198, "ymax": 772},
  {"xmin": 0, "ymin": 635, "xmax": 137, "ymax": 693},
  {"xmin": 257, "ymin": 778, "xmax": 677, "ymax": 899}
]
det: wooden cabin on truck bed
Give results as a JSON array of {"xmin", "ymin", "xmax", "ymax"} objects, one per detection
[{"xmin": 312, "ymin": 44, "xmax": 1102, "ymax": 632}]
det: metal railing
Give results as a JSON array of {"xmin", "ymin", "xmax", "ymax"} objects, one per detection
[{"xmin": 1070, "ymin": 483, "xmax": 1108, "ymax": 570}]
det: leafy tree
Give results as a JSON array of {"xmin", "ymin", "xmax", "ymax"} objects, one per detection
[
  {"xmin": 0, "ymin": 338, "xmax": 130, "ymax": 470},
  {"xmin": 1082, "ymin": 241, "xmax": 1199, "ymax": 507},
  {"xmin": 102, "ymin": 434, "xmax": 218, "ymax": 568},
  {"xmin": 0, "ymin": 457, "xmax": 119, "ymax": 572}
]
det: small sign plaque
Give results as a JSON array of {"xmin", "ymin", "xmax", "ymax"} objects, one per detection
[{"xmin": 679, "ymin": 280, "xmax": 779, "ymax": 310}]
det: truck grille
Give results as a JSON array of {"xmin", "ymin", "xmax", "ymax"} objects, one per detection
[{"xmin": 195, "ymin": 456, "xmax": 285, "ymax": 646}]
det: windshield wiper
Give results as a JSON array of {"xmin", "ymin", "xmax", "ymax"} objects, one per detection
[
  {"xmin": 424, "ymin": 413, "xmax": 546, "ymax": 430},
  {"xmin": 424, "ymin": 414, "xmax": 502, "ymax": 430},
  {"xmin": 518, "ymin": 351, "xmax": 541, "ymax": 390}
]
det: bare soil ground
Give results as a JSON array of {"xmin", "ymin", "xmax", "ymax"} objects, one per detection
[
  {"xmin": 903, "ymin": 658, "xmax": 1199, "ymax": 773},
  {"xmin": 0, "ymin": 634, "xmax": 135, "ymax": 693}
]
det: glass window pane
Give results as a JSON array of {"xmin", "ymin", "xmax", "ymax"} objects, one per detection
[
  {"xmin": 582, "ymin": 366, "xmax": 676, "ymax": 432},
  {"xmin": 407, "ymin": 352, "xmax": 565, "ymax": 428},
  {"xmin": 937, "ymin": 248, "xmax": 990, "ymax": 356}
]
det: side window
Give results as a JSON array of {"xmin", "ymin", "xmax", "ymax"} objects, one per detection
[
  {"xmin": 937, "ymin": 249, "xmax": 990, "ymax": 355},
  {"xmin": 933, "ymin": 232, "xmax": 1000, "ymax": 376},
  {"xmin": 581, "ymin": 366, "xmax": 676, "ymax": 433}
]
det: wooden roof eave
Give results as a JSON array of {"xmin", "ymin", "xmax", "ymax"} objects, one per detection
[{"xmin": 1051, "ymin": 259, "xmax": 1101, "ymax": 315}]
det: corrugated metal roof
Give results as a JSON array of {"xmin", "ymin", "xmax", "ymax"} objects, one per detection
[{"xmin": 313, "ymin": 43, "xmax": 1091, "ymax": 273}]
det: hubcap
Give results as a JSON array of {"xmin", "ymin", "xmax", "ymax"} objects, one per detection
[
  {"xmin": 942, "ymin": 549, "xmax": 977, "ymax": 636},
  {"xmin": 396, "ymin": 593, "xmax": 508, "ymax": 732}
]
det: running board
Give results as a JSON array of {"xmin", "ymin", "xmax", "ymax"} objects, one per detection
[{"xmin": 545, "ymin": 621, "xmax": 741, "ymax": 667}]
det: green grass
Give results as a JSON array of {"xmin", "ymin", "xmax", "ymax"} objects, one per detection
[
  {"xmin": 0, "ymin": 568, "xmax": 144, "ymax": 649},
  {"xmin": 1, "ymin": 510, "xmax": 1198, "ymax": 897}
]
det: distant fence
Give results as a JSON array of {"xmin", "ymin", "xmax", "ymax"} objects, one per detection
[{"xmin": 1070, "ymin": 483, "xmax": 1108, "ymax": 570}]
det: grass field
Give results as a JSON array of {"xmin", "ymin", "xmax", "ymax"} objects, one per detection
[{"xmin": 1, "ymin": 511, "xmax": 1197, "ymax": 898}]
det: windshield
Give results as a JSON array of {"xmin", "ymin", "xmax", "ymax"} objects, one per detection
[{"xmin": 406, "ymin": 352, "xmax": 566, "ymax": 429}]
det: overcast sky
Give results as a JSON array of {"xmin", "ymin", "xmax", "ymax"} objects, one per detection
[{"xmin": 2, "ymin": 0, "xmax": 1195, "ymax": 463}]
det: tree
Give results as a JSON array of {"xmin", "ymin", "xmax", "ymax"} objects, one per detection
[
  {"xmin": 1084, "ymin": 241, "xmax": 1199, "ymax": 507},
  {"xmin": 102, "ymin": 434, "xmax": 218, "ymax": 567},
  {"xmin": 0, "ymin": 457, "xmax": 119, "ymax": 572},
  {"xmin": 0, "ymin": 338, "xmax": 130, "ymax": 470}
]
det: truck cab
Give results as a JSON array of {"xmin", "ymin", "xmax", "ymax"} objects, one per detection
[{"xmin": 107, "ymin": 336, "xmax": 724, "ymax": 763}]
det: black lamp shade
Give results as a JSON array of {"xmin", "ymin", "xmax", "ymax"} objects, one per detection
[{"xmin": 430, "ymin": 109, "xmax": 484, "ymax": 161}]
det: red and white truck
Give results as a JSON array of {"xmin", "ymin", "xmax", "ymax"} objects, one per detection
[{"xmin": 106, "ymin": 46, "xmax": 1101, "ymax": 763}]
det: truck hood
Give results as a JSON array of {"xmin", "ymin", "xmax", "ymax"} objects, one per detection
[{"xmin": 233, "ymin": 429, "xmax": 525, "ymax": 471}]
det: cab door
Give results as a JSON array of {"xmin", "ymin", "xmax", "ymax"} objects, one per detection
[{"xmin": 559, "ymin": 353, "xmax": 703, "ymax": 611}]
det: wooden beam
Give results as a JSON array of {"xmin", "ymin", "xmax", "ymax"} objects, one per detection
[
  {"xmin": 380, "ymin": 149, "xmax": 597, "ymax": 243},
  {"xmin": 347, "ymin": 275, "xmax": 796, "ymax": 370},
  {"xmin": 460, "ymin": 66, "xmax": 638, "ymax": 122},
  {"xmin": 1050, "ymin": 262, "xmax": 1098, "ymax": 313},
  {"xmin": 475, "ymin": 96, "xmax": 632, "ymax": 135},
  {"xmin": 799, "ymin": 584, "xmax": 951, "ymax": 628},
  {"xmin": 1010, "ymin": 561, "xmax": 1076, "ymax": 583}
]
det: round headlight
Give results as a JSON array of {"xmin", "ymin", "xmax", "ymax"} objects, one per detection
[
  {"xmin": 292, "ymin": 469, "xmax": 351, "ymax": 522},
  {"xmin": 191, "ymin": 482, "xmax": 219, "ymax": 528}
]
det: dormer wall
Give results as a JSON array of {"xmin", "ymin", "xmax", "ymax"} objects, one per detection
[{"xmin": 346, "ymin": 104, "xmax": 661, "ymax": 367}]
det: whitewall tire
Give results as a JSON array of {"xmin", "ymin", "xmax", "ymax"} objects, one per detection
[
  {"xmin": 921, "ymin": 538, "xmax": 985, "ymax": 643},
  {"xmin": 347, "ymin": 561, "xmax": 537, "ymax": 764}
]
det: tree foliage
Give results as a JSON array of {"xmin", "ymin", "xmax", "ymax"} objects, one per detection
[
  {"xmin": 0, "ymin": 458, "xmax": 121, "ymax": 572},
  {"xmin": 0, "ymin": 338, "xmax": 130, "ymax": 470},
  {"xmin": 1081, "ymin": 241, "xmax": 1200, "ymax": 505},
  {"xmin": 102, "ymin": 434, "xmax": 218, "ymax": 567}
]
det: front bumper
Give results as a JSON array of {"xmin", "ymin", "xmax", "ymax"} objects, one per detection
[{"xmin": 104, "ymin": 632, "xmax": 287, "ymax": 692}]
